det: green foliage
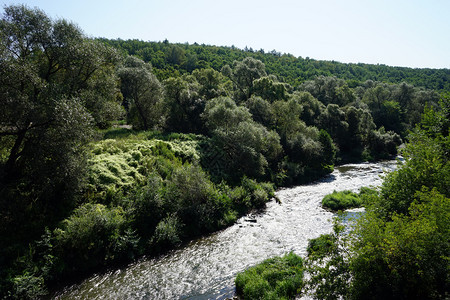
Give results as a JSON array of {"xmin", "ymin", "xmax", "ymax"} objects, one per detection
[
  {"xmin": 118, "ymin": 56, "xmax": 164, "ymax": 130},
  {"xmin": 306, "ymin": 234, "xmax": 334, "ymax": 258},
  {"xmin": 295, "ymin": 91, "xmax": 325, "ymax": 127},
  {"xmin": 202, "ymin": 96, "xmax": 252, "ymax": 132},
  {"xmin": 223, "ymin": 57, "xmax": 267, "ymax": 102},
  {"xmin": 150, "ymin": 214, "xmax": 183, "ymax": 251},
  {"xmin": 246, "ymin": 96, "xmax": 275, "ymax": 128},
  {"xmin": 4, "ymin": 230, "xmax": 55, "ymax": 299},
  {"xmin": 318, "ymin": 129, "xmax": 336, "ymax": 166},
  {"xmin": 321, "ymin": 190, "xmax": 362, "ymax": 211},
  {"xmin": 0, "ymin": 7, "xmax": 121, "ymax": 294},
  {"xmin": 163, "ymin": 75, "xmax": 205, "ymax": 133},
  {"xmin": 53, "ymin": 203, "xmax": 137, "ymax": 274},
  {"xmin": 239, "ymin": 177, "xmax": 275, "ymax": 210},
  {"xmin": 100, "ymin": 39, "xmax": 450, "ymax": 94},
  {"xmin": 367, "ymin": 127, "xmax": 402, "ymax": 159},
  {"xmin": 235, "ymin": 252, "xmax": 304, "ymax": 300},
  {"xmin": 87, "ymin": 136, "xmax": 199, "ymax": 192},
  {"xmin": 163, "ymin": 164, "xmax": 219, "ymax": 235},
  {"xmin": 318, "ymin": 104, "xmax": 349, "ymax": 148},
  {"xmin": 2, "ymin": 6, "xmax": 445, "ymax": 297},
  {"xmin": 350, "ymin": 188, "xmax": 449, "ymax": 300},
  {"xmin": 192, "ymin": 68, "xmax": 229, "ymax": 100},
  {"xmin": 202, "ymin": 96, "xmax": 282, "ymax": 181},
  {"xmin": 252, "ymin": 75, "xmax": 290, "ymax": 102},
  {"xmin": 305, "ymin": 103, "xmax": 450, "ymax": 299},
  {"xmin": 305, "ymin": 219, "xmax": 352, "ymax": 300},
  {"xmin": 378, "ymin": 129, "xmax": 449, "ymax": 216}
]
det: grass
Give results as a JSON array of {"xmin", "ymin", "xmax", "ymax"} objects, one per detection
[
  {"xmin": 87, "ymin": 130, "xmax": 201, "ymax": 192},
  {"xmin": 321, "ymin": 190, "xmax": 362, "ymax": 211},
  {"xmin": 235, "ymin": 252, "xmax": 304, "ymax": 300}
]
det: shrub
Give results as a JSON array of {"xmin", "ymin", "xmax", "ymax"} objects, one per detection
[
  {"xmin": 235, "ymin": 252, "xmax": 304, "ymax": 300},
  {"xmin": 126, "ymin": 173, "xmax": 165, "ymax": 238},
  {"xmin": 163, "ymin": 164, "xmax": 221, "ymax": 235},
  {"xmin": 10, "ymin": 273, "xmax": 46, "ymax": 300},
  {"xmin": 368, "ymin": 128, "xmax": 402, "ymax": 159},
  {"xmin": 150, "ymin": 214, "xmax": 182, "ymax": 252},
  {"xmin": 240, "ymin": 177, "xmax": 275, "ymax": 209},
  {"xmin": 306, "ymin": 234, "xmax": 334, "ymax": 258},
  {"xmin": 53, "ymin": 203, "xmax": 137, "ymax": 275},
  {"xmin": 321, "ymin": 190, "xmax": 362, "ymax": 211}
]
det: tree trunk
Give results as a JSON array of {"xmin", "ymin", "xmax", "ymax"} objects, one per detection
[{"xmin": 2, "ymin": 128, "xmax": 27, "ymax": 182}]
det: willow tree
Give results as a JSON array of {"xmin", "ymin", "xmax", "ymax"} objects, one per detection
[
  {"xmin": 222, "ymin": 57, "xmax": 267, "ymax": 102},
  {"xmin": 118, "ymin": 56, "xmax": 164, "ymax": 130},
  {"xmin": 0, "ymin": 4, "xmax": 121, "ymax": 249}
]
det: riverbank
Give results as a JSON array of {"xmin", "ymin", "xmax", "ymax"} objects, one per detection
[{"xmin": 53, "ymin": 160, "xmax": 396, "ymax": 299}]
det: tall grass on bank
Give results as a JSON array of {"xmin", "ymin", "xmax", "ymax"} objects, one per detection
[
  {"xmin": 321, "ymin": 190, "xmax": 362, "ymax": 211},
  {"xmin": 235, "ymin": 252, "xmax": 304, "ymax": 300}
]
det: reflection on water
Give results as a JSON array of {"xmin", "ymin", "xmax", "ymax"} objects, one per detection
[{"xmin": 55, "ymin": 161, "xmax": 396, "ymax": 300}]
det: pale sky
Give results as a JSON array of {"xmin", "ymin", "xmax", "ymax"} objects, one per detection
[{"xmin": 2, "ymin": 0, "xmax": 449, "ymax": 69}]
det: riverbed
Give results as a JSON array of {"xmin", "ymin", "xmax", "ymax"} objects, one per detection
[{"xmin": 55, "ymin": 160, "xmax": 396, "ymax": 299}]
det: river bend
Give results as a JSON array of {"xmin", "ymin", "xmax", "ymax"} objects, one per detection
[{"xmin": 55, "ymin": 160, "xmax": 396, "ymax": 299}]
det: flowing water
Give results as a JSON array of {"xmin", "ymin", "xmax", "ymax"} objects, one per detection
[{"xmin": 55, "ymin": 160, "xmax": 397, "ymax": 299}]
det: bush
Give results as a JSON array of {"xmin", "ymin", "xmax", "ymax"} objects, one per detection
[
  {"xmin": 235, "ymin": 252, "xmax": 304, "ymax": 300},
  {"xmin": 306, "ymin": 234, "xmax": 334, "ymax": 258},
  {"xmin": 368, "ymin": 128, "xmax": 402, "ymax": 159},
  {"xmin": 150, "ymin": 214, "xmax": 182, "ymax": 252},
  {"xmin": 10, "ymin": 273, "xmax": 46, "ymax": 300},
  {"xmin": 163, "ymin": 164, "xmax": 223, "ymax": 235},
  {"xmin": 239, "ymin": 177, "xmax": 275, "ymax": 209},
  {"xmin": 53, "ymin": 203, "xmax": 137, "ymax": 275},
  {"xmin": 127, "ymin": 173, "xmax": 165, "ymax": 239},
  {"xmin": 321, "ymin": 190, "xmax": 362, "ymax": 211}
]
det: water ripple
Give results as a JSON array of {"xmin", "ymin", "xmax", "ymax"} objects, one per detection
[{"xmin": 55, "ymin": 160, "xmax": 396, "ymax": 300}]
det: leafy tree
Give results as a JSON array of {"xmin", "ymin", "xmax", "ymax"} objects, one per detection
[
  {"xmin": 305, "ymin": 219, "xmax": 352, "ymax": 300},
  {"xmin": 318, "ymin": 129, "xmax": 336, "ymax": 166},
  {"xmin": 0, "ymin": 5, "xmax": 119, "ymax": 228},
  {"xmin": 192, "ymin": 68, "xmax": 229, "ymax": 100},
  {"xmin": 335, "ymin": 83, "xmax": 356, "ymax": 106},
  {"xmin": 202, "ymin": 96, "xmax": 282, "ymax": 181},
  {"xmin": 222, "ymin": 57, "xmax": 267, "ymax": 102},
  {"xmin": 318, "ymin": 104, "xmax": 349, "ymax": 149},
  {"xmin": 305, "ymin": 102, "xmax": 449, "ymax": 299},
  {"xmin": 252, "ymin": 75, "xmax": 290, "ymax": 102},
  {"xmin": 166, "ymin": 44, "xmax": 186, "ymax": 66},
  {"xmin": 271, "ymin": 98, "xmax": 303, "ymax": 143},
  {"xmin": 101, "ymin": 39, "xmax": 450, "ymax": 94},
  {"xmin": 300, "ymin": 76, "xmax": 347, "ymax": 106},
  {"xmin": 366, "ymin": 127, "xmax": 402, "ymax": 160},
  {"xmin": 117, "ymin": 56, "xmax": 164, "ymax": 130},
  {"xmin": 350, "ymin": 189, "xmax": 449, "ymax": 300},
  {"xmin": 245, "ymin": 95, "xmax": 275, "ymax": 128},
  {"xmin": 344, "ymin": 106, "xmax": 376, "ymax": 151},
  {"xmin": 0, "ymin": 7, "xmax": 122, "ymax": 294},
  {"xmin": 53, "ymin": 203, "xmax": 137, "ymax": 274},
  {"xmin": 293, "ymin": 91, "xmax": 325, "ymax": 126},
  {"xmin": 163, "ymin": 75, "xmax": 205, "ymax": 133},
  {"xmin": 378, "ymin": 131, "xmax": 449, "ymax": 215},
  {"xmin": 202, "ymin": 96, "xmax": 252, "ymax": 133}
]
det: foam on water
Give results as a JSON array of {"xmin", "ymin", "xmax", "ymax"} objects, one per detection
[{"xmin": 55, "ymin": 160, "xmax": 396, "ymax": 299}]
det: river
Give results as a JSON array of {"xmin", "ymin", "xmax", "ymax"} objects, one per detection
[{"xmin": 55, "ymin": 160, "xmax": 397, "ymax": 299}]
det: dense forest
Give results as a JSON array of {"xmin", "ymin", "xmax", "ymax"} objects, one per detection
[
  {"xmin": 100, "ymin": 38, "xmax": 450, "ymax": 93},
  {"xmin": 0, "ymin": 5, "xmax": 448, "ymax": 299}
]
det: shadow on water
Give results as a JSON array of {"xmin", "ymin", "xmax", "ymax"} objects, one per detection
[
  {"xmin": 319, "ymin": 174, "xmax": 337, "ymax": 183},
  {"xmin": 336, "ymin": 165, "xmax": 355, "ymax": 173}
]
